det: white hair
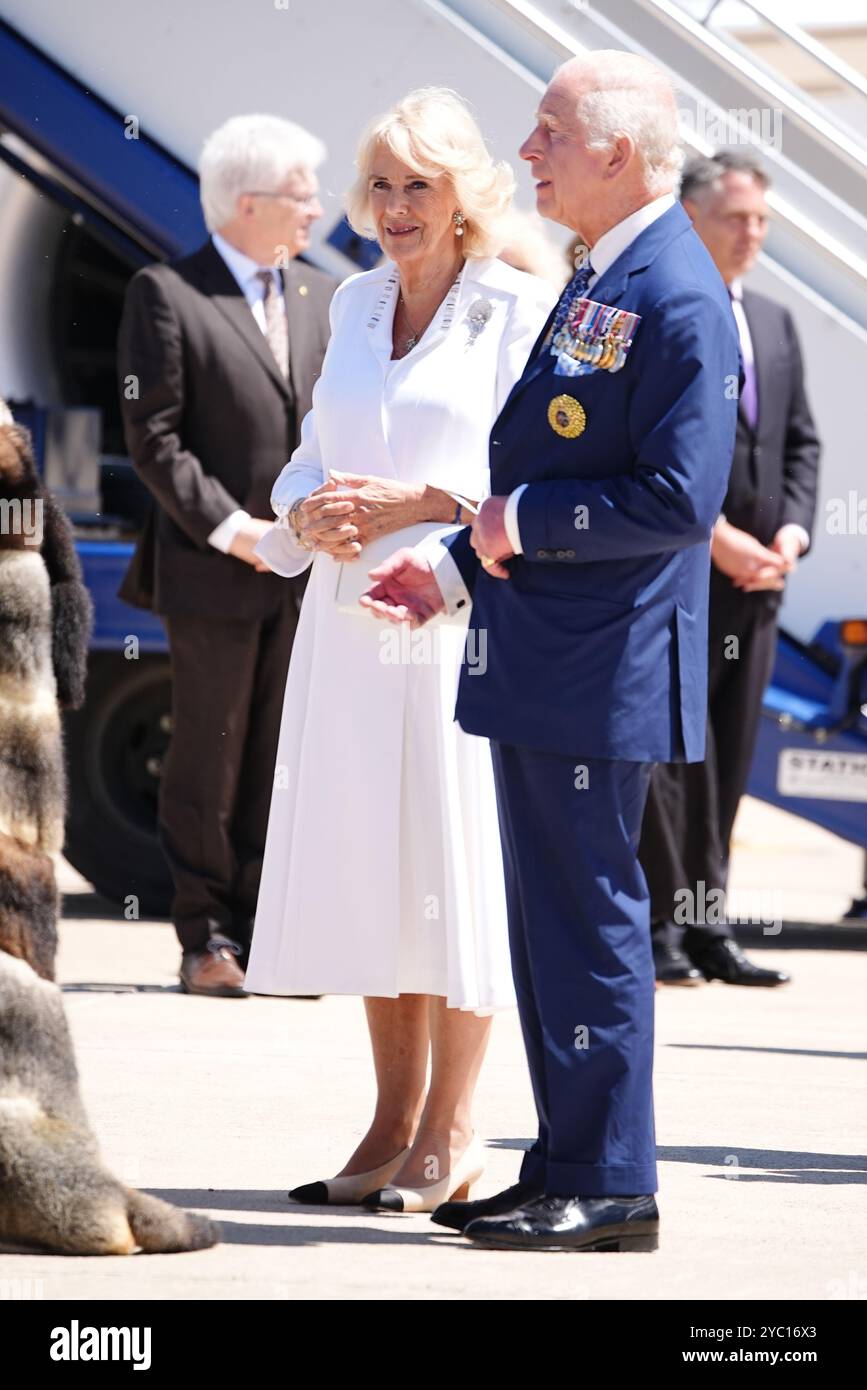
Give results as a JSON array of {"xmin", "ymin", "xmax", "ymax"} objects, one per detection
[
  {"xmin": 346, "ymin": 87, "xmax": 515, "ymax": 259},
  {"xmin": 198, "ymin": 114, "xmax": 327, "ymax": 232},
  {"xmin": 558, "ymin": 52, "xmax": 683, "ymax": 196}
]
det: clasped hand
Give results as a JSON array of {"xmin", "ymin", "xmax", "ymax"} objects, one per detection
[
  {"xmin": 711, "ymin": 521, "xmax": 799, "ymax": 592},
  {"xmin": 293, "ymin": 470, "xmax": 425, "ymax": 560},
  {"xmin": 361, "ymin": 493, "xmax": 515, "ymax": 628}
]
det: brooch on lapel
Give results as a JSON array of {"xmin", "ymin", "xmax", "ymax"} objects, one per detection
[
  {"xmin": 552, "ymin": 297, "xmax": 642, "ymax": 378},
  {"xmin": 465, "ymin": 298, "xmax": 493, "ymax": 346},
  {"xmin": 547, "ymin": 394, "xmax": 586, "ymax": 439}
]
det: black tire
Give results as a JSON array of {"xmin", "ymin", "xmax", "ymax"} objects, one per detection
[{"xmin": 63, "ymin": 651, "xmax": 173, "ymax": 916}]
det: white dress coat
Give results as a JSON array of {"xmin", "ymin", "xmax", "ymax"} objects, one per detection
[{"xmin": 244, "ymin": 256, "xmax": 555, "ymax": 1012}]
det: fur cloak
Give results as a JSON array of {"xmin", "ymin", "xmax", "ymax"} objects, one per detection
[{"xmin": 0, "ymin": 418, "xmax": 216, "ymax": 1254}]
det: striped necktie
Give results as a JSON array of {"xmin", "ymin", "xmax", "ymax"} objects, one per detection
[{"xmin": 256, "ymin": 270, "xmax": 289, "ymax": 380}]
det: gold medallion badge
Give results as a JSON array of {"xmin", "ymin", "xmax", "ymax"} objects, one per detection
[{"xmin": 547, "ymin": 394, "xmax": 587, "ymax": 439}]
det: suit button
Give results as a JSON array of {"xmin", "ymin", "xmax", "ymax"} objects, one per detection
[
  {"xmin": 555, "ymin": 549, "xmax": 566, "ymax": 558},
  {"xmin": 566, "ymin": 549, "xmax": 576, "ymax": 558},
  {"xmin": 536, "ymin": 549, "xmax": 548, "ymax": 559}
]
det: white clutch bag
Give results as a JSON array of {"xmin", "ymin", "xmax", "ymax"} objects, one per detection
[{"xmin": 333, "ymin": 522, "xmax": 451, "ymax": 615}]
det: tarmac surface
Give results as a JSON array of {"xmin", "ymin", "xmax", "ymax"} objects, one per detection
[{"xmin": 1, "ymin": 798, "xmax": 865, "ymax": 1301}]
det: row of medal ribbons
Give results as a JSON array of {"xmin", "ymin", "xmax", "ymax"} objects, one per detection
[{"xmin": 552, "ymin": 296, "xmax": 642, "ymax": 377}]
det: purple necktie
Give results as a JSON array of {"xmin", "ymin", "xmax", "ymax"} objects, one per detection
[
  {"xmin": 729, "ymin": 289, "xmax": 758, "ymax": 430},
  {"xmin": 740, "ymin": 356, "xmax": 758, "ymax": 431}
]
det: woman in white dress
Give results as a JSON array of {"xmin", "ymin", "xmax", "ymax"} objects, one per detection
[{"xmin": 246, "ymin": 88, "xmax": 555, "ymax": 1212}]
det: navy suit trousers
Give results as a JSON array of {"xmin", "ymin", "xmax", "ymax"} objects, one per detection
[{"xmin": 490, "ymin": 744, "xmax": 657, "ymax": 1196}]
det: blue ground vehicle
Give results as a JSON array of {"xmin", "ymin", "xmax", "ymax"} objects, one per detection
[{"xmin": 749, "ymin": 625, "xmax": 867, "ymax": 915}]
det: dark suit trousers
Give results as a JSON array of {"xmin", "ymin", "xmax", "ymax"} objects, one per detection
[
  {"xmin": 491, "ymin": 743, "xmax": 657, "ymax": 1196},
  {"xmin": 640, "ymin": 588, "xmax": 778, "ymax": 944},
  {"xmin": 161, "ymin": 597, "xmax": 299, "ymax": 952}
]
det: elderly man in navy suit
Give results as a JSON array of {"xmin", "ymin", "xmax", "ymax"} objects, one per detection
[{"xmin": 362, "ymin": 51, "xmax": 740, "ymax": 1252}]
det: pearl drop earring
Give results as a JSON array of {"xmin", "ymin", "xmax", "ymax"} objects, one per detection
[{"xmin": 453, "ymin": 211, "xmax": 465, "ymax": 237}]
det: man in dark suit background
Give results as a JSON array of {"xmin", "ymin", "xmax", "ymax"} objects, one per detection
[
  {"xmin": 118, "ymin": 114, "xmax": 336, "ymax": 996},
  {"xmin": 640, "ymin": 149, "xmax": 820, "ymax": 987}
]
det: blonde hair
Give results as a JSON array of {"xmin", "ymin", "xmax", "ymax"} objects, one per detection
[
  {"xmin": 346, "ymin": 87, "xmax": 515, "ymax": 259},
  {"xmin": 497, "ymin": 208, "xmax": 571, "ymax": 290}
]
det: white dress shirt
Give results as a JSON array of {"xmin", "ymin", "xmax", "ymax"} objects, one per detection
[
  {"xmin": 728, "ymin": 276, "xmax": 755, "ymax": 379},
  {"xmin": 501, "ymin": 193, "xmax": 676, "ymax": 556},
  {"xmin": 206, "ymin": 232, "xmax": 288, "ymax": 553}
]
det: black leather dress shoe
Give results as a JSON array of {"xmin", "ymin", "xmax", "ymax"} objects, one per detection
[
  {"xmin": 688, "ymin": 936, "xmax": 790, "ymax": 987},
  {"xmin": 652, "ymin": 937, "xmax": 703, "ymax": 986},
  {"xmin": 431, "ymin": 1181, "xmax": 543, "ymax": 1232},
  {"xmin": 464, "ymin": 1193, "xmax": 659, "ymax": 1251}
]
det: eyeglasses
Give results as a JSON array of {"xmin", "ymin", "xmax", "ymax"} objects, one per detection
[{"xmin": 245, "ymin": 190, "xmax": 322, "ymax": 210}]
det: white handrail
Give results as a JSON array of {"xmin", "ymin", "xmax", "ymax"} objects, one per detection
[
  {"xmin": 704, "ymin": 0, "xmax": 867, "ymax": 106},
  {"xmin": 641, "ymin": 0, "xmax": 867, "ymax": 172}
]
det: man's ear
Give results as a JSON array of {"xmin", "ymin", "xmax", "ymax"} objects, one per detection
[
  {"xmin": 227, "ymin": 194, "xmax": 254, "ymax": 224},
  {"xmin": 606, "ymin": 134, "xmax": 634, "ymax": 179}
]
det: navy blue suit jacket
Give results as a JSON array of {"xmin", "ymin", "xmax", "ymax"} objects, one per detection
[{"xmin": 446, "ymin": 202, "xmax": 739, "ymax": 763}]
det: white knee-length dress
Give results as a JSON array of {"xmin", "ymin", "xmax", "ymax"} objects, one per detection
[{"xmin": 244, "ymin": 256, "xmax": 554, "ymax": 1013}]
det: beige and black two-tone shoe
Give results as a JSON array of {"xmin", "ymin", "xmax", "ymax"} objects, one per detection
[
  {"xmin": 289, "ymin": 1147, "xmax": 413, "ymax": 1205},
  {"xmin": 361, "ymin": 1134, "xmax": 487, "ymax": 1214}
]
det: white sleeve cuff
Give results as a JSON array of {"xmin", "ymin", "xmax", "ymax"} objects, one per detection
[
  {"xmin": 777, "ymin": 523, "xmax": 810, "ymax": 554},
  {"xmin": 504, "ymin": 485, "xmax": 527, "ymax": 555},
  {"xmin": 208, "ymin": 508, "xmax": 250, "ymax": 553},
  {"xmin": 416, "ymin": 526, "xmax": 473, "ymax": 620},
  {"xmin": 253, "ymin": 516, "xmax": 313, "ymax": 578}
]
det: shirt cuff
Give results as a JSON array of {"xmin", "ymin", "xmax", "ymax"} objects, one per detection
[
  {"xmin": 208, "ymin": 508, "xmax": 251, "ymax": 553},
  {"xmin": 504, "ymin": 485, "xmax": 527, "ymax": 555},
  {"xmin": 416, "ymin": 527, "xmax": 472, "ymax": 619},
  {"xmin": 776, "ymin": 523, "xmax": 809, "ymax": 554}
]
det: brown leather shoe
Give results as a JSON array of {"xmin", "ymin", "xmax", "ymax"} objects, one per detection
[{"xmin": 180, "ymin": 939, "xmax": 249, "ymax": 997}]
